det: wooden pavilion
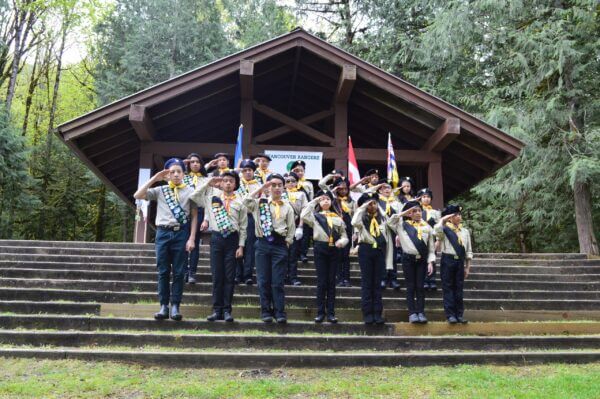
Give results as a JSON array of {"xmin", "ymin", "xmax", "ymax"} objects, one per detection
[{"xmin": 56, "ymin": 28, "xmax": 524, "ymax": 242}]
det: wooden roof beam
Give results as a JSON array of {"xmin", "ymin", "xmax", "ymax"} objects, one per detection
[
  {"xmin": 253, "ymin": 101, "xmax": 334, "ymax": 145},
  {"xmin": 240, "ymin": 59, "xmax": 254, "ymax": 100},
  {"xmin": 129, "ymin": 104, "xmax": 155, "ymax": 142},
  {"xmin": 334, "ymin": 64, "xmax": 356, "ymax": 104},
  {"xmin": 422, "ymin": 118, "xmax": 460, "ymax": 152},
  {"xmin": 253, "ymin": 109, "xmax": 334, "ymax": 143}
]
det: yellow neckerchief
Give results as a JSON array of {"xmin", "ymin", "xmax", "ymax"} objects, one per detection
[
  {"xmin": 445, "ymin": 222, "xmax": 464, "ymax": 246},
  {"xmin": 421, "ymin": 203, "xmax": 433, "ymax": 211},
  {"xmin": 380, "ymin": 195, "xmax": 395, "ymax": 216},
  {"xmin": 287, "ymin": 187, "xmax": 299, "ymax": 203},
  {"xmin": 188, "ymin": 172, "xmax": 203, "ymax": 187},
  {"xmin": 222, "ymin": 192, "xmax": 236, "ymax": 213},
  {"xmin": 270, "ymin": 199, "xmax": 284, "ymax": 219},
  {"xmin": 168, "ymin": 181, "xmax": 186, "ymax": 201},
  {"xmin": 257, "ymin": 168, "xmax": 270, "ymax": 181},
  {"xmin": 407, "ymin": 219, "xmax": 428, "ymax": 240},
  {"xmin": 218, "ymin": 167, "xmax": 230, "ymax": 174},
  {"xmin": 369, "ymin": 214, "xmax": 380, "ymax": 238},
  {"xmin": 320, "ymin": 210, "xmax": 338, "ymax": 245},
  {"xmin": 242, "ymin": 177, "xmax": 258, "ymax": 186},
  {"xmin": 338, "ymin": 196, "xmax": 351, "ymax": 213},
  {"xmin": 401, "ymin": 194, "xmax": 413, "ymax": 202}
]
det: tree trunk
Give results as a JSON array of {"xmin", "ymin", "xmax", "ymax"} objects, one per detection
[
  {"xmin": 21, "ymin": 45, "xmax": 42, "ymax": 136},
  {"xmin": 94, "ymin": 185, "xmax": 106, "ymax": 241},
  {"xmin": 573, "ymin": 181, "xmax": 599, "ymax": 255},
  {"xmin": 5, "ymin": 8, "xmax": 26, "ymax": 111}
]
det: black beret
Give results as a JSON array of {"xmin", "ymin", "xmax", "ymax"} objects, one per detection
[
  {"xmin": 376, "ymin": 178, "xmax": 391, "ymax": 186},
  {"xmin": 214, "ymin": 152, "xmax": 230, "ymax": 159},
  {"xmin": 417, "ymin": 187, "xmax": 433, "ymax": 198},
  {"xmin": 332, "ymin": 177, "xmax": 349, "ymax": 188},
  {"xmin": 358, "ymin": 192, "xmax": 379, "ymax": 207},
  {"xmin": 442, "ymin": 204, "xmax": 463, "ymax": 217},
  {"xmin": 365, "ymin": 169, "xmax": 379, "ymax": 177},
  {"xmin": 402, "ymin": 200, "xmax": 422, "ymax": 212},
  {"xmin": 400, "ymin": 176, "xmax": 414, "ymax": 185},
  {"xmin": 315, "ymin": 190, "xmax": 335, "ymax": 201},
  {"xmin": 267, "ymin": 173, "xmax": 285, "ymax": 184},
  {"xmin": 253, "ymin": 153, "xmax": 272, "ymax": 162},
  {"xmin": 283, "ymin": 172, "xmax": 300, "ymax": 181},
  {"xmin": 220, "ymin": 170, "xmax": 240, "ymax": 190},
  {"xmin": 239, "ymin": 159, "xmax": 257, "ymax": 170},
  {"xmin": 331, "ymin": 169, "xmax": 345, "ymax": 176},
  {"xmin": 290, "ymin": 160, "xmax": 306, "ymax": 170}
]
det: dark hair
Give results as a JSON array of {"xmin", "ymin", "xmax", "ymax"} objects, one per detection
[
  {"xmin": 267, "ymin": 173, "xmax": 285, "ymax": 184},
  {"xmin": 220, "ymin": 170, "xmax": 240, "ymax": 190},
  {"xmin": 186, "ymin": 153, "xmax": 207, "ymax": 175}
]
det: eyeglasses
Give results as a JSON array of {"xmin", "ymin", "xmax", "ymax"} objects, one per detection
[{"xmin": 285, "ymin": 179, "xmax": 297, "ymax": 183}]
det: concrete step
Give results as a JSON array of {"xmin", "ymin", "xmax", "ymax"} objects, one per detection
[
  {"xmin": 4, "ymin": 315, "xmax": 600, "ymax": 336},
  {"xmin": 1, "ymin": 287, "xmax": 599, "ymax": 310},
  {"xmin": 1, "ymin": 278, "xmax": 598, "ymax": 300},
  {"xmin": 5, "ymin": 301, "xmax": 600, "ymax": 322},
  {"xmin": 2, "ymin": 260, "xmax": 600, "ymax": 277},
  {"xmin": 1, "ymin": 347, "xmax": 598, "ymax": 367},
  {"xmin": 1, "ymin": 330, "xmax": 599, "ymax": 352},
  {"xmin": 2, "ymin": 252, "xmax": 599, "ymax": 267},
  {"xmin": 2, "ymin": 268, "xmax": 597, "ymax": 291}
]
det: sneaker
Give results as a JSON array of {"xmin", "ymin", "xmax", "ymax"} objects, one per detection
[
  {"xmin": 417, "ymin": 313, "xmax": 428, "ymax": 324},
  {"xmin": 343, "ymin": 280, "xmax": 352, "ymax": 287},
  {"xmin": 245, "ymin": 278, "xmax": 254, "ymax": 285},
  {"xmin": 276, "ymin": 317, "xmax": 287, "ymax": 324},
  {"xmin": 447, "ymin": 316, "xmax": 458, "ymax": 324},
  {"xmin": 409, "ymin": 313, "xmax": 420, "ymax": 323},
  {"xmin": 292, "ymin": 280, "xmax": 302, "ymax": 286},
  {"xmin": 188, "ymin": 275, "xmax": 196, "ymax": 284},
  {"xmin": 457, "ymin": 316, "xmax": 468, "ymax": 324}
]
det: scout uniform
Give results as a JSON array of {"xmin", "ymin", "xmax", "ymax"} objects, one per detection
[
  {"xmin": 243, "ymin": 174, "xmax": 296, "ymax": 323},
  {"xmin": 253, "ymin": 154, "xmax": 272, "ymax": 185},
  {"xmin": 351, "ymin": 168, "xmax": 380, "ymax": 194},
  {"xmin": 207, "ymin": 152, "xmax": 231, "ymax": 176},
  {"xmin": 330, "ymin": 177, "xmax": 356, "ymax": 287},
  {"xmin": 389, "ymin": 201, "xmax": 436, "ymax": 323},
  {"xmin": 351, "ymin": 192, "xmax": 390, "ymax": 325},
  {"xmin": 434, "ymin": 204, "xmax": 473, "ymax": 324},
  {"xmin": 183, "ymin": 153, "xmax": 207, "ymax": 284},
  {"xmin": 236, "ymin": 159, "xmax": 262, "ymax": 285},
  {"xmin": 301, "ymin": 192, "xmax": 349, "ymax": 322},
  {"xmin": 191, "ymin": 172, "xmax": 247, "ymax": 322},
  {"xmin": 376, "ymin": 181, "xmax": 402, "ymax": 290},
  {"xmin": 144, "ymin": 158, "xmax": 197, "ymax": 321},
  {"xmin": 418, "ymin": 187, "xmax": 441, "ymax": 291},
  {"xmin": 283, "ymin": 172, "xmax": 308, "ymax": 286},
  {"xmin": 290, "ymin": 160, "xmax": 315, "ymax": 263}
]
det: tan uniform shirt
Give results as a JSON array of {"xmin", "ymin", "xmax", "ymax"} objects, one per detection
[
  {"xmin": 421, "ymin": 206, "xmax": 441, "ymax": 226},
  {"xmin": 146, "ymin": 185, "xmax": 197, "ymax": 227},
  {"xmin": 286, "ymin": 189, "xmax": 308, "ymax": 221},
  {"xmin": 243, "ymin": 195, "xmax": 296, "ymax": 245},
  {"xmin": 298, "ymin": 179, "xmax": 314, "ymax": 200},
  {"xmin": 191, "ymin": 181, "xmax": 248, "ymax": 247},
  {"xmin": 389, "ymin": 215, "xmax": 436, "ymax": 263},
  {"xmin": 434, "ymin": 222, "xmax": 474, "ymax": 260},
  {"xmin": 351, "ymin": 202, "xmax": 390, "ymax": 247},
  {"xmin": 301, "ymin": 199, "xmax": 349, "ymax": 247},
  {"xmin": 237, "ymin": 178, "xmax": 262, "ymax": 208}
]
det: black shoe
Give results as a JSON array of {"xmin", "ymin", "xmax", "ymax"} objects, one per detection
[
  {"xmin": 154, "ymin": 305, "xmax": 169, "ymax": 320},
  {"xmin": 390, "ymin": 280, "xmax": 401, "ymax": 290},
  {"xmin": 423, "ymin": 282, "xmax": 430, "ymax": 291},
  {"xmin": 448, "ymin": 316, "xmax": 458, "ymax": 324},
  {"xmin": 245, "ymin": 278, "xmax": 254, "ymax": 285},
  {"xmin": 207, "ymin": 312, "xmax": 223, "ymax": 322},
  {"xmin": 276, "ymin": 317, "xmax": 287, "ymax": 324},
  {"xmin": 188, "ymin": 275, "xmax": 196, "ymax": 284},
  {"xmin": 429, "ymin": 282, "xmax": 437, "ymax": 291},
  {"xmin": 314, "ymin": 314, "xmax": 325, "ymax": 323},
  {"xmin": 261, "ymin": 315, "xmax": 273, "ymax": 323},
  {"xmin": 336, "ymin": 281, "xmax": 344, "ymax": 287},
  {"xmin": 457, "ymin": 316, "xmax": 468, "ymax": 324},
  {"xmin": 417, "ymin": 313, "xmax": 428, "ymax": 324},
  {"xmin": 300, "ymin": 255, "xmax": 309, "ymax": 263},
  {"xmin": 364, "ymin": 314, "xmax": 374, "ymax": 325},
  {"xmin": 343, "ymin": 280, "xmax": 352, "ymax": 287},
  {"xmin": 224, "ymin": 312, "xmax": 234, "ymax": 322},
  {"xmin": 374, "ymin": 315, "xmax": 385, "ymax": 325},
  {"xmin": 327, "ymin": 315, "xmax": 338, "ymax": 324},
  {"xmin": 380, "ymin": 280, "xmax": 387, "ymax": 289},
  {"xmin": 409, "ymin": 313, "xmax": 420, "ymax": 323},
  {"xmin": 170, "ymin": 304, "xmax": 182, "ymax": 321}
]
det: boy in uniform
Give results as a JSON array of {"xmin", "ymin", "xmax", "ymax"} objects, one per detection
[
  {"xmin": 206, "ymin": 153, "xmax": 231, "ymax": 176},
  {"xmin": 434, "ymin": 204, "xmax": 473, "ymax": 324},
  {"xmin": 418, "ymin": 187, "xmax": 441, "ymax": 290},
  {"xmin": 290, "ymin": 160, "xmax": 314, "ymax": 263},
  {"xmin": 283, "ymin": 172, "xmax": 307, "ymax": 286},
  {"xmin": 133, "ymin": 158, "xmax": 198, "ymax": 321},
  {"xmin": 244, "ymin": 174, "xmax": 296, "ymax": 323},
  {"xmin": 236, "ymin": 159, "xmax": 262, "ymax": 285},
  {"xmin": 192, "ymin": 172, "xmax": 247, "ymax": 322},
  {"xmin": 183, "ymin": 153, "xmax": 207, "ymax": 284},
  {"xmin": 253, "ymin": 154, "xmax": 272, "ymax": 185},
  {"xmin": 350, "ymin": 169, "xmax": 380, "ymax": 193}
]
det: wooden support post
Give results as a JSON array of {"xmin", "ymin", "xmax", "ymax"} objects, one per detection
[
  {"xmin": 428, "ymin": 160, "xmax": 444, "ymax": 209},
  {"xmin": 240, "ymin": 60, "xmax": 254, "ymax": 160},
  {"xmin": 134, "ymin": 152, "xmax": 154, "ymax": 243},
  {"xmin": 333, "ymin": 65, "xmax": 355, "ymax": 174}
]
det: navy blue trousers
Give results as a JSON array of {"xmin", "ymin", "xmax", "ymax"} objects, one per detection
[{"xmin": 155, "ymin": 226, "xmax": 189, "ymax": 306}]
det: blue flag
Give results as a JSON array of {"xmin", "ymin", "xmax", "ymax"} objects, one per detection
[{"xmin": 234, "ymin": 124, "xmax": 243, "ymax": 168}]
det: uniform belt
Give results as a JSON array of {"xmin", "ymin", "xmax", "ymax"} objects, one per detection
[
  {"xmin": 157, "ymin": 225, "xmax": 183, "ymax": 231},
  {"xmin": 402, "ymin": 253, "xmax": 423, "ymax": 260},
  {"xmin": 442, "ymin": 252, "xmax": 462, "ymax": 260}
]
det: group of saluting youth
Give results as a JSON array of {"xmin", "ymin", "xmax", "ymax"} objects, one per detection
[{"xmin": 134, "ymin": 151, "xmax": 473, "ymax": 325}]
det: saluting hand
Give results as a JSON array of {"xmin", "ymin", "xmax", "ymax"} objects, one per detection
[{"xmin": 153, "ymin": 169, "xmax": 170, "ymax": 182}]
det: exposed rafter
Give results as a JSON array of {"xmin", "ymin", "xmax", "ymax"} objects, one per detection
[
  {"xmin": 422, "ymin": 118, "xmax": 460, "ymax": 152},
  {"xmin": 129, "ymin": 104, "xmax": 156, "ymax": 142}
]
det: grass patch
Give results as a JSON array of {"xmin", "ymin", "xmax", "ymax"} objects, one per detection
[{"xmin": 0, "ymin": 358, "xmax": 598, "ymax": 398}]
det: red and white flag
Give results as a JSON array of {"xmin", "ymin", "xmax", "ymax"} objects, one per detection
[{"xmin": 348, "ymin": 136, "xmax": 360, "ymax": 185}]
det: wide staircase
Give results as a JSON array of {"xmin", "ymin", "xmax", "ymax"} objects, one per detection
[{"xmin": 0, "ymin": 239, "xmax": 599, "ymax": 368}]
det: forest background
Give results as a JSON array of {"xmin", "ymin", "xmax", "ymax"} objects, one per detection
[{"xmin": 0, "ymin": 0, "xmax": 598, "ymax": 254}]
